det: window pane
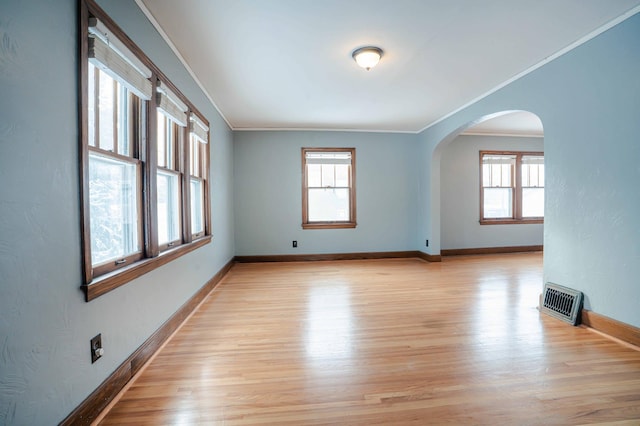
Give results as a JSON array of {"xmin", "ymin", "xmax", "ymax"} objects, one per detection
[
  {"xmin": 501, "ymin": 164, "xmax": 512, "ymax": 187},
  {"xmin": 483, "ymin": 155, "xmax": 515, "ymax": 187},
  {"xmin": 335, "ymin": 164, "xmax": 349, "ymax": 187},
  {"xmin": 523, "ymin": 188, "xmax": 544, "ymax": 217},
  {"xmin": 98, "ymin": 70, "xmax": 115, "ymax": 152},
  {"xmin": 157, "ymin": 171, "xmax": 181, "ymax": 245},
  {"xmin": 307, "ymin": 164, "xmax": 321, "ymax": 187},
  {"xmin": 191, "ymin": 137, "xmax": 200, "ymax": 177},
  {"xmin": 321, "ymin": 164, "xmax": 335, "ymax": 187},
  {"xmin": 483, "ymin": 188, "xmax": 512, "ymax": 218},
  {"xmin": 89, "ymin": 153, "xmax": 139, "ymax": 265},
  {"xmin": 482, "ymin": 164, "xmax": 490, "ymax": 187},
  {"xmin": 118, "ymin": 88, "xmax": 130, "ymax": 156},
  {"xmin": 191, "ymin": 178, "xmax": 204, "ymax": 235},
  {"xmin": 88, "ymin": 63, "xmax": 96, "ymax": 147},
  {"xmin": 157, "ymin": 112, "xmax": 166, "ymax": 168},
  {"xmin": 308, "ymin": 188, "xmax": 350, "ymax": 222},
  {"xmin": 167, "ymin": 122, "xmax": 174, "ymax": 169}
]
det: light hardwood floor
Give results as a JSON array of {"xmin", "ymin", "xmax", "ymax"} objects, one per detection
[{"xmin": 99, "ymin": 254, "xmax": 640, "ymax": 425}]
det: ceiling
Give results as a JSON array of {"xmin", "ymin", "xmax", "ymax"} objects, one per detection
[{"xmin": 137, "ymin": 0, "xmax": 640, "ymax": 134}]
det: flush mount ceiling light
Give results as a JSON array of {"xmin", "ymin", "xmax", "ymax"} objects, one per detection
[{"xmin": 352, "ymin": 46, "xmax": 383, "ymax": 71}]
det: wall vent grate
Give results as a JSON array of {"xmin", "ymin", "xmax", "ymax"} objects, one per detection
[{"xmin": 540, "ymin": 283, "xmax": 583, "ymax": 326}]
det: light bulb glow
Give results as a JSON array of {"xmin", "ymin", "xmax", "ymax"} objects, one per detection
[{"xmin": 352, "ymin": 46, "xmax": 383, "ymax": 70}]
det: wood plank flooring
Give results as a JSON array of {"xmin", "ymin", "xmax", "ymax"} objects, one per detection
[{"xmin": 98, "ymin": 254, "xmax": 640, "ymax": 425}]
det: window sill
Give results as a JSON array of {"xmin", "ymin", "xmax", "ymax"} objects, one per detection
[
  {"xmin": 480, "ymin": 219, "xmax": 544, "ymax": 225},
  {"xmin": 82, "ymin": 235, "xmax": 211, "ymax": 301},
  {"xmin": 302, "ymin": 222, "xmax": 357, "ymax": 230}
]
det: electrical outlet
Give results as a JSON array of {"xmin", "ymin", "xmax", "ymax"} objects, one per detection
[
  {"xmin": 292, "ymin": 240, "xmax": 298, "ymax": 248},
  {"xmin": 90, "ymin": 333, "xmax": 104, "ymax": 363},
  {"xmin": 426, "ymin": 239, "xmax": 429, "ymax": 247}
]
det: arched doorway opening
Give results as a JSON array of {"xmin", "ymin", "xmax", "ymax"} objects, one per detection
[{"xmin": 430, "ymin": 110, "xmax": 544, "ymax": 255}]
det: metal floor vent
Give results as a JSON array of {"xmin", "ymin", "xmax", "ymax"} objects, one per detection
[{"xmin": 540, "ymin": 283, "xmax": 583, "ymax": 325}]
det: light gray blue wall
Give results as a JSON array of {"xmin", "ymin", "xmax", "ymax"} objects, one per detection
[
  {"xmin": 418, "ymin": 13, "xmax": 640, "ymax": 327},
  {"xmin": 2, "ymin": 0, "xmax": 639, "ymax": 423},
  {"xmin": 440, "ymin": 135, "xmax": 544, "ymax": 250},
  {"xmin": 234, "ymin": 131, "xmax": 420, "ymax": 255},
  {"xmin": 0, "ymin": 0, "xmax": 234, "ymax": 424}
]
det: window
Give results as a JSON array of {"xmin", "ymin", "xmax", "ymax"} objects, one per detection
[
  {"xmin": 156, "ymin": 112, "xmax": 183, "ymax": 250},
  {"xmin": 189, "ymin": 114, "xmax": 209, "ymax": 238},
  {"xmin": 480, "ymin": 151, "xmax": 544, "ymax": 224},
  {"xmin": 80, "ymin": 0, "xmax": 211, "ymax": 301},
  {"xmin": 302, "ymin": 148, "xmax": 356, "ymax": 229}
]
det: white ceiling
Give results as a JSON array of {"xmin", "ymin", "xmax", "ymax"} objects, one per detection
[
  {"xmin": 138, "ymin": 0, "xmax": 640, "ymax": 134},
  {"xmin": 463, "ymin": 111, "xmax": 543, "ymax": 137}
]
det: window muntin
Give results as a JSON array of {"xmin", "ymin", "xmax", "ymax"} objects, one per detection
[
  {"xmin": 480, "ymin": 151, "xmax": 544, "ymax": 224},
  {"xmin": 302, "ymin": 148, "xmax": 356, "ymax": 229},
  {"xmin": 81, "ymin": 2, "xmax": 212, "ymax": 300}
]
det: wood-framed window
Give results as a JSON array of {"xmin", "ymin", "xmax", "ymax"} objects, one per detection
[
  {"xmin": 156, "ymin": 111, "xmax": 183, "ymax": 251},
  {"xmin": 480, "ymin": 151, "xmax": 544, "ymax": 225},
  {"xmin": 189, "ymin": 114, "xmax": 209, "ymax": 239},
  {"xmin": 80, "ymin": 0, "xmax": 211, "ymax": 301},
  {"xmin": 302, "ymin": 148, "xmax": 356, "ymax": 229},
  {"xmin": 87, "ymin": 62, "xmax": 145, "ymax": 277}
]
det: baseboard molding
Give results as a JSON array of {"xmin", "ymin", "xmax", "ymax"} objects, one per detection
[
  {"xmin": 415, "ymin": 251, "xmax": 442, "ymax": 262},
  {"xmin": 60, "ymin": 259, "xmax": 235, "ymax": 426},
  {"xmin": 235, "ymin": 250, "xmax": 442, "ymax": 263},
  {"xmin": 581, "ymin": 309, "xmax": 640, "ymax": 348},
  {"xmin": 441, "ymin": 245, "xmax": 543, "ymax": 256}
]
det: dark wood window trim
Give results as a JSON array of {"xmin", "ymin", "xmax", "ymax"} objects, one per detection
[
  {"xmin": 83, "ymin": 236, "xmax": 211, "ymax": 301},
  {"xmin": 479, "ymin": 150, "xmax": 544, "ymax": 225},
  {"xmin": 301, "ymin": 147, "xmax": 357, "ymax": 230},
  {"xmin": 80, "ymin": 0, "xmax": 211, "ymax": 301}
]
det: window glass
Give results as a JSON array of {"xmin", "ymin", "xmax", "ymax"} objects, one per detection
[
  {"xmin": 522, "ymin": 188, "xmax": 544, "ymax": 217},
  {"xmin": 157, "ymin": 170, "xmax": 181, "ymax": 245},
  {"xmin": 88, "ymin": 64, "xmax": 96, "ymax": 147},
  {"xmin": 308, "ymin": 188, "xmax": 350, "ymax": 221},
  {"xmin": 118, "ymin": 88, "xmax": 130, "ymax": 157},
  {"xmin": 157, "ymin": 113, "xmax": 166, "ymax": 168},
  {"xmin": 89, "ymin": 153, "xmax": 140, "ymax": 265},
  {"xmin": 484, "ymin": 188, "xmax": 512, "ymax": 218},
  {"xmin": 98, "ymin": 70, "xmax": 115, "ymax": 152},
  {"xmin": 190, "ymin": 178, "xmax": 204, "ymax": 235}
]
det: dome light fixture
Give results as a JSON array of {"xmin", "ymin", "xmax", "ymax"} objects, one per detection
[{"xmin": 352, "ymin": 46, "xmax": 383, "ymax": 71}]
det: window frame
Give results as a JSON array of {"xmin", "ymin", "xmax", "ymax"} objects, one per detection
[
  {"xmin": 79, "ymin": 0, "xmax": 211, "ymax": 301},
  {"xmin": 188, "ymin": 130, "xmax": 208, "ymax": 239},
  {"xmin": 301, "ymin": 147, "xmax": 357, "ymax": 230},
  {"xmin": 156, "ymin": 112, "xmax": 184, "ymax": 252},
  {"xmin": 479, "ymin": 150, "xmax": 544, "ymax": 225}
]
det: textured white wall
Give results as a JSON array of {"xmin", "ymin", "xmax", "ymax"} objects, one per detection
[
  {"xmin": 0, "ymin": 0, "xmax": 234, "ymax": 423},
  {"xmin": 234, "ymin": 131, "xmax": 420, "ymax": 255},
  {"xmin": 440, "ymin": 135, "xmax": 544, "ymax": 250}
]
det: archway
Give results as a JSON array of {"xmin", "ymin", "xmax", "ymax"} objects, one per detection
[{"xmin": 428, "ymin": 110, "xmax": 544, "ymax": 256}]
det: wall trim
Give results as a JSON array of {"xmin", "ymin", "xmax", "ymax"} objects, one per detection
[
  {"xmin": 60, "ymin": 259, "xmax": 235, "ymax": 426},
  {"xmin": 415, "ymin": 251, "xmax": 442, "ymax": 262},
  {"xmin": 581, "ymin": 309, "xmax": 640, "ymax": 349},
  {"xmin": 441, "ymin": 245, "xmax": 543, "ymax": 256},
  {"xmin": 234, "ymin": 250, "xmax": 442, "ymax": 263}
]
